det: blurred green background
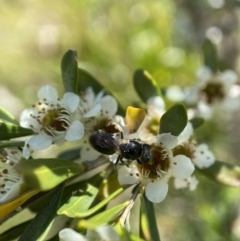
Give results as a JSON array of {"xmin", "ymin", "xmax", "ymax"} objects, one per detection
[{"xmin": 1, "ymin": 0, "xmax": 240, "ymax": 240}]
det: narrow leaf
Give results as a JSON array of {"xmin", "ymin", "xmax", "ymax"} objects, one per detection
[
  {"xmin": 57, "ymin": 148, "xmax": 80, "ymax": 161},
  {"xmin": 61, "ymin": 49, "xmax": 78, "ymax": 93},
  {"xmin": 18, "ymin": 159, "xmax": 84, "ymax": 191},
  {"xmin": 19, "ymin": 184, "xmax": 64, "ymax": 241},
  {"xmin": 190, "ymin": 117, "xmax": 204, "ymax": 129},
  {"xmin": 125, "ymin": 106, "xmax": 146, "ymax": 133},
  {"xmin": 133, "ymin": 69, "xmax": 160, "ymax": 102},
  {"xmin": 75, "ymin": 187, "xmax": 123, "ymax": 218},
  {"xmin": 77, "ymin": 68, "xmax": 104, "ymax": 94},
  {"xmin": 202, "ymin": 39, "xmax": 218, "ymax": 73},
  {"xmin": 0, "ymin": 122, "xmax": 33, "ymax": 140},
  {"xmin": 160, "ymin": 104, "xmax": 188, "ymax": 136},
  {"xmin": 198, "ymin": 160, "xmax": 240, "ymax": 187},
  {"xmin": 57, "ymin": 173, "xmax": 105, "ymax": 217},
  {"xmin": 0, "ymin": 189, "xmax": 39, "ymax": 220},
  {"xmin": 140, "ymin": 194, "xmax": 161, "ymax": 241},
  {"xmin": 0, "ymin": 220, "xmax": 31, "ymax": 241},
  {"xmin": 0, "ymin": 106, "xmax": 16, "ymax": 124},
  {"xmin": 78, "ymin": 201, "xmax": 130, "ymax": 229},
  {"xmin": 0, "ymin": 141, "xmax": 25, "ymax": 149}
]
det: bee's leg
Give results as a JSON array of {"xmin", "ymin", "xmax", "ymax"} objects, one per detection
[
  {"xmin": 115, "ymin": 155, "xmax": 123, "ymax": 167},
  {"xmin": 137, "ymin": 159, "xmax": 142, "ymax": 164},
  {"xmin": 120, "ymin": 131, "xmax": 123, "ymax": 139}
]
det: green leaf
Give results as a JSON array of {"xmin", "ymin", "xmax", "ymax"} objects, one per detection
[
  {"xmin": 78, "ymin": 201, "xmax": 130, "ymax": 229},
  {"xmin": 190, "ymin": 117, "xmax": 205, "ymax": 129},
  {"xmin": 57, "ymin": 148, "xmax": 80, "ymax": 161},
  {"xmin": 160, "ymin": 104, "xmax": 188, "ymax": 136},
  {"xmin": 198, "ymin": 160, "xmax": 240, "ymax": 187},
  {"xmin": 0, "ymin": 106, "xmax": 16, "ymax": 124},
  {"xmin": 58, "ymin": 172, "xmax": 123, "ymax": 218},
  {"xmin": 18, "ymin": 184, "xmax": 64, "ymax": 241},
  {"xmin": 202, "ymin": 39, "xmax": 218, "ymax": 73},
  {"xmin": 133, "ymin": 69, "xmax": 160, "ymax": 102},
  {"xmin": 18, "ymin": 159, "xmax": 84, "ymax": 191},
  {"xmin": 0, "ymin": 220, "xmax": 31, "ymax": 241},
  {"xmin": 77, "ymin": 68, "xmax": 104, "ymax": 94},
  {"xmin": 57, "ymin": 173, "xmax": 105, "ymax": 217},
  {"xmin": 140, "ymin": 194, "xmax": 161, "ymax": 241},
  {"xmin": 0, "ymin": 122, "xmax": 33, "ymax": 140},
  {"xmin": 61, "ymin": 49, "xmax": 78, "ymax": 93}
]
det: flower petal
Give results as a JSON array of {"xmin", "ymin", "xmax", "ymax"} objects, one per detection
[
  {"xmin": 38, "ymin": 85, "xmax": 58, "ymax": 102},
  {"xmin": 178, "ymin": 122, "xmax": 193, "ymax": 144},
  {"xmin": 59, "ymin": 228, "xmax": 87, "ymax": 241},
  {"xmin": 117, "ymin": 165, "xmax": 139, "ymax": 185},
  {"xmin": 83, "ymin": 103, "xmax": 101, "ymax": 118},
  {"xmin": 80, "ymin": 145, "xmax": 100, "ymax": 161},
  {"xmin": 0, "ymin": 182, "xmax": 21, "ymax": 203},
  {"xmin": 86, "ymin": 226, "xmax": 120, "ymax": 241},
  {"xmin": 147, "ymin": 96, "xmax": 165, "ymax": 116},
  {"xmin": 219, "ymin": 70, "xmax": 238, "ymax": 86},
  {"xmin": 28, "ymin": 134, "xmax": 52, "ymax": 150},
  {"xmin": 193, "ymin": 144, "xmax": 215, "ymax": 169},
  {"xmin": 19, "ymin": 108, "xmax": 40, "ymax": 131},
  {"xmin": 65, "ymin": 121, "xmax": 84, "ymax": 141},
  {"xmin": 171, "ymin": 155, "xmax": 194, "ymax": 179},
  {"xmin": 98, "ymin": 95, "xmax": 118, "ymax": 117},
  {"xmin": 145, "ymin": 179, "xmax": 168, "ymax": 203},
  {"xmin": 156, "ymin": 133, "xmax": 178, "ymax": 149},
  {"xmin": 63, "ymin": 92, "xmax": 80, "ymax": 113}
]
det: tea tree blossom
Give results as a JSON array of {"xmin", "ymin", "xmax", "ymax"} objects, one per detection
[
  {"xmin": 20, "ymin": 85, "xmax": 84, "ymax": 157},
  {"xmin": 59, "ymin": 226, "xmax": 120, "ymax": 241},
  {"xmin": 172, "ymin": 122, "xmax": 215, "ymax": 190},
  {"xmin": 79, "ymin": 87, "xmax": 118, "ymax": 161},
  {"xmin": 138, "ymin": 96, "xmax": 165, "ymax": 138},
  {"xmin": 184, "ymin": 66, "xmax": 240, "ymax": 119},
  {"xmin": 115, "ymin": 133, "xmax": 195, "ymax": 203},
  {"xmin": 0, "ymin": 148, "xmax": 24, "ymax": 203}
]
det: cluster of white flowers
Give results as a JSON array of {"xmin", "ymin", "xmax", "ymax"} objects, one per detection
[
  {"xmin": 2, "ymin": 84, "xmax": 216, "ymax": 207},
  {"xmin": 111, "ymin": 120, "xmax": 215, "ymax": 203},
  {"xmin": 20, "ymin": 85, "xmax": 117, "ymax": 159}
]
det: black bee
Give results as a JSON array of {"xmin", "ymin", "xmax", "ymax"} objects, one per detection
[{"xmin": 89, "ymin": 131, "xmax": 152, "ymax": 166}]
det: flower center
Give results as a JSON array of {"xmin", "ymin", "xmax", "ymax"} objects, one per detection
[
  {"xmin": 201, "ymin": 82, "xmax": 224, "ymax": 104},
  {"xmin": 147, "ymin": 117, "xmax": 160, "ymax": 135},
  {"xmin": 173, "ymin": 139, "xmax": 196, "ymax": 159},
  {"xmin": 139, "ymin": 145, "xmax": 170, "ymax": 179},
  {"xmin": 42, "ymin": 108, "xmax": 70, "ymax": 135}
]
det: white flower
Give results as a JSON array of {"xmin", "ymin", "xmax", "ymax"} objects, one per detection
[
  {"xmin": 59, "ymin": 226, "xmax": 120, "ymax": 241},
  {"xmin": 79, "ymin": 88, "xmax": 118, "ymax": 161},
  {"xmin": 20, "ymin": 85, "xmax": 84, "ymax": 155},
  {"xmin": 184, "ymin": 66, "xmax": 240, "ymax": 119},
  {"xmin": 116, "ymin": 133, "xmax": 195, "ymax": 203},
  {"xmin": 137, "ymin": 96, "xmax": 165, "ymax": 139},
  {"xmin": 0, "ymin": 148, "xmax": 24, "ymax": 203},
  {"xmin": 192, "ymin": 144, "xmax": 215, "ymax": 169}
]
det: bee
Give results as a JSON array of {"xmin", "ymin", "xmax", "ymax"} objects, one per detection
[{"xmin": 89, "ymin": 131, "xmax": 152, "ymax": 166}]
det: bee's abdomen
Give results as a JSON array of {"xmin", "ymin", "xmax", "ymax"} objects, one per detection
[{"xmin": 89, "ymin": 132, "xmax": 118, "ymax": 155}]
